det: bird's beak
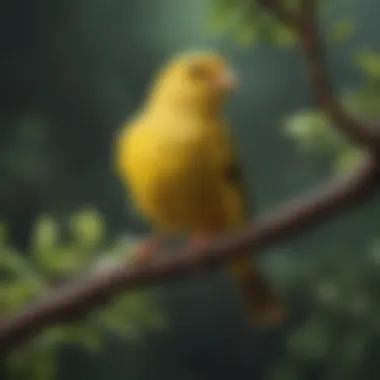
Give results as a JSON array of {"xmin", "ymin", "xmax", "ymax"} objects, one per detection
[{"xmin": 213, "ymin": 67, "xmax": 238, "ymax": 92}]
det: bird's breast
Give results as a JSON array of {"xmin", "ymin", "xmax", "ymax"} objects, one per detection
[{"xmin": 125, "ymin": 124, "xmax": 226, "ymax": 230}]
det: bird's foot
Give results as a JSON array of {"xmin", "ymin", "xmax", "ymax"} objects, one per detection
[
  {"xmin": 129, "ymin": 234, "xmax": 169, "ymax": 266},
  {"xmin": 188, "ymin": 232, "xmax": 217, "ymax": 256},
  {"xmin": 186, "ymin": 232, "xmax": 220, "ymax": 273}
]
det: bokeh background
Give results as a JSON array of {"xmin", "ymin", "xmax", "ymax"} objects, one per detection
[{"xmin": 2, "ymin": 0, "xmax": 380, "ymax": 379}]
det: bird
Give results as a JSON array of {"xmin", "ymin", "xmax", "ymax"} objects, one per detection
[{"xmin": 114, "ymin": 50, "xmax": 284, "ymax": 326}]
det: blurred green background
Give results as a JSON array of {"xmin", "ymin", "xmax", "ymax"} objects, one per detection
[{"xmin": 1, "ymin": 0, "xmax": 380, "ymax": 379}]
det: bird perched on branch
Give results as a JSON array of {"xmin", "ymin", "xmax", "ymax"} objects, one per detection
[{"xmin": 114, "ymin": 50, "xmax": 284, "ymax": 326}]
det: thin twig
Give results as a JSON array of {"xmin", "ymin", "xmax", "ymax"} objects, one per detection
[
  {"xmin": 259, "ymin": 0, "xmax": 380, "ymax": 147},
  {"xmin": 295, "ymin": 8, "xmax": 380, "ymax": 147}
]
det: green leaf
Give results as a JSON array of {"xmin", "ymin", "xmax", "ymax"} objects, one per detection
[
  {"xmin": 0, "ymin": 279, "xmax": 43, "ymax": 312},
  {"xmin": 328, "ymin": 20, "xmax": 355, "ymax": 43},
  {"xmin": 33, "ymin": 208, "xmax": 105, "ymax": 276},
  {"xmin": 42, "ymin": 324, "xmax": 103, "ymax": 352},
  {"xmin": 283, "ymin": 109, "xmax": 342, "ymax": 152},
  {"xmin": 36, "ymin": 242, "xmax": 95, "ymax": 276},
  {"xmin": 268, "ymin": 363, "xmax": 303, "ymax": 380},
  {"xmin": 7, "ymin": 343, "xmax": 56, "ymax": 380},
  {"xmin": 0, "ymin": 247, "xmax": 45, "ymax": 288},
  {"xmin": 346, "ymin": 294, "xmax": 371, "ymax": 317},
  {"xmin": 355, "ymin": 49, "xmax": 380, "ymax": 79},
  {"xmin": 253, "ymin": 11, "xmax": 279, "ymax": 44},
  {"xmin": 275, "ymin": 24, "xmax": 296, "ymax": 45},
  {"xmin": 208, "ymin": 0, "xmax": 296, "ymax": 47},
  {"xmin": 95, "ymin": 291, "xmax": 165, "ymax": 340},
  {"xmin": 334, "ymin": 147, "xmax": 362, "ymax": 173},
  {"xmin": 69, "ymin": 208, "xmax": 105, "ymax": 248},
  {"xmin": 286, "ymin": 318, "xmax": 333, "ymax": 360},
  {"xmin": 233, "ymin": 21, "xmax": 256, "ymax": 46},
  {"xmin": 207, "ymin": 0, "xmax": 239, "ymax": 31},
  {"xmin": 367, "ymin": 239, "xmax": 380, "ymax": 266},
  {"xmin": 341, "ymin": 89, "xmax": 380, "ymax": 119},
  {"xmin": 313, "ymin": 279, "xmax": 341, "ymax": 306},
  {"xmin": 326, "ymin": 330, "xmax": 369, "ymax": 380},
  {"xmin": 31, "ymin": 215, "xmax": 58, "ymax": 252}
]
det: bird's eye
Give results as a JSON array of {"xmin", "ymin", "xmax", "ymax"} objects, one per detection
[{"xmin": 187, "ymin": 64, "xmax": 208, "ymax": 80}]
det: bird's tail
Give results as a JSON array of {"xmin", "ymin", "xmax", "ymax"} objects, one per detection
[{"xmin": 227, "ymin": 254, "xmax": 285, "ymax": 326}]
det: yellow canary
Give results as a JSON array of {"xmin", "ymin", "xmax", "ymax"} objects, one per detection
[{"xmin": 115, "ymin": 51, "xmax": 284, "ymax": 325}]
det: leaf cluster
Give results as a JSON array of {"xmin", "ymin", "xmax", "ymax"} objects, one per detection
[{"xmin": 1, "ymin": 208, "xmax": 165, "ymax": 380}]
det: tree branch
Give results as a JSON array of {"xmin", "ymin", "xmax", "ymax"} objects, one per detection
[
  {"xmin": 1, "ymin": 153, "xmax": 380, "ymax": 354},
  {"xmin": 295, "ymin": 9, "xmax": 380, "ymax": 147},
  {"xmin": 259, "ymin": 0, "xmax": 380, "ymax": 148}
]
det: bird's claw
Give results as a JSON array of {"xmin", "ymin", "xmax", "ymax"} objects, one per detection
[{"xmin": 129, "ymin": 234, "xmax": 170, "ymax": 266}]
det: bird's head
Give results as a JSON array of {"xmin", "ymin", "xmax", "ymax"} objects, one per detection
[{"xmin": 146, "ymin": 51, "xmax": 237, "ymax": 115}]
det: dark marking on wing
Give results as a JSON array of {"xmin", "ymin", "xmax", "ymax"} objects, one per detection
[
  {"xmin": 222, "ymin": 130, "xmax": 256, "ymax": 217},
  {"xmin": 225, "ymin": 161, "xmax": 245, "ymax": 191},
  {"xmin": 224, "ymin": 160, "xmax": 251, "ymax": 217}
]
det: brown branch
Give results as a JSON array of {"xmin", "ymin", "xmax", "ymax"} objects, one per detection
[
  {"xmin": 259, "ymin": 0, "xmax": 380, "ymax": 148},
  {"xmin": 294, "ymin": 10, "xmax": 380, "ymax": 147},
  {"xmin": 1, "ymin": 153, "xmax": 380, "ymax": 354}
]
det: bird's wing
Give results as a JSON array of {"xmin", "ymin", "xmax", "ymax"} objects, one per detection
[
  {"xmin": 225, "ymin": 159, "xmax": 250, "ymax": 216},
  {"xmin": 220, "ymin": 129, "xmax": 255, "ymax": 224},
  {"xmin": 221, "ymin": 130, "xmax": 284, "ymax": 326}
]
